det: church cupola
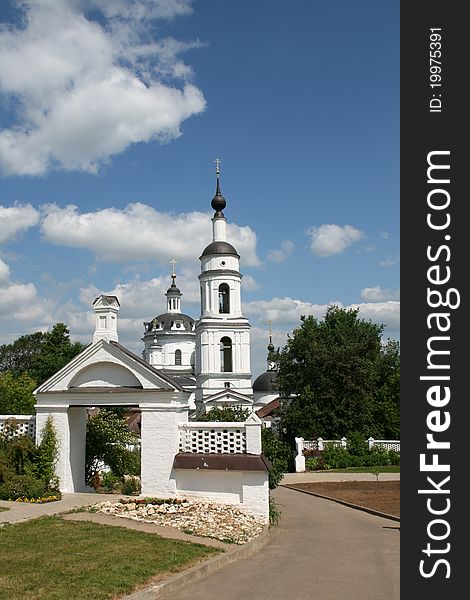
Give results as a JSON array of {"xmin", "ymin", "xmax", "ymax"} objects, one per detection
[
  {"xmin": 142, "ymin": 262, "xmax": 196, "ymax": 375},
  {"xmin": 166, "ymin": 261, "xmax": 182, "ymax": 314}
]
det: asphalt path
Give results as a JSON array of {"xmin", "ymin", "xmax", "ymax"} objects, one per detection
[{"xmin": 163, "ymin": 485, "xmax": 400, "ymax": 600}]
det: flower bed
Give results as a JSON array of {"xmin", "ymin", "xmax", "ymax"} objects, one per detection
[{"xmin": 14, "ymin": 495, "xmax": 61, "ymax": 503}]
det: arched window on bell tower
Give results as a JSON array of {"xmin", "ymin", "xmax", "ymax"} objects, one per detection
[
  {"xmin": 220, "ymin": 336, "xmax": 233, "ymax": 372},
  {"xmin": 175, "ymin": 349, "xmax": 182, "ymax": 365},
  {"xmin": 218, "ymin": 283, "xmax": 230, "ymax": 314}
]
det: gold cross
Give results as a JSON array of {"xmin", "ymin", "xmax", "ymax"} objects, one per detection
[
  {"xmin": 215, "ymin": 158, "xmax": 221, "ymax": 175},
  {"xmin": 267, "ymin": 319, "xmax": 273, "ymax": 337},
  {"xmin": 170, "ymin": 258, "xmax": 178, "ymax": 276}
]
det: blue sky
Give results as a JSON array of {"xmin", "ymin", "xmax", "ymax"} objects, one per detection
[{"xmin": 0, "ymin": 0, "xmax": 399, "ymax": 378}]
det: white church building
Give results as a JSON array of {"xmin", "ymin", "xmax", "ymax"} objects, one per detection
[
  {"xmin": 140, "ymin": 167, "xmax": 278, "ymax": 415},
  {"xmin": 30, "ymin": 168, "xmax": 277, "ymax": 521}
]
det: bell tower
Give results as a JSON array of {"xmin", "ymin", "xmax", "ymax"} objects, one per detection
[{"xmin": 195, "ymin": 161, "xmax": 253, "ymax": 410}]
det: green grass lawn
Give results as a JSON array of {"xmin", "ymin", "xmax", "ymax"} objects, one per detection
[
  {"xmin": 0, "ymin": 517, "xmax": 220, "ymax": 600},
  {"xmin": 321, "ymin": 466, "xmax": 400, "ymax": 473}
]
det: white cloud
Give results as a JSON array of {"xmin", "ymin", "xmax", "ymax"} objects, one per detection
[
  {"xmin": 0, "ymin": 258, "xmax": 10, "ymax": 283},
  {"xmin": 244, "ymin": 296, "xmax": 400, "ymax": 339},
  {"xmin": 242, "ymin": 275, "xmax": 259, "ymax": 291},
  {"xmin": 266, "ymin": 240, "xmax": 294, "ymax": 263},
  {"xmin": 379, "ymin": 255, "xmax": 399, "ymax": 268},
  {"xmin": 0, "ymin": 0, "xmax": 205, "ymax": 175},
  {"xmin": 40, "ymin": 203, "xmax": 261, "ymax": 266},
  {"xmin": 350, "ymin": 301, "xmax": 400, "ymax": 336},
  {"xmin": 360, "ymin": 286, "xmax": 400, "ymax": 302},
  {"xmin": 244, "ymin": 297, "xmax": 329, "ymax": 326},
  {"xmin": 308, "ymin": 224, "xmax": 364, "ymax": 257},
  {"xmin": 0, "ymin": 204, "xmax": 40, "ymax": 243},
  {"xmin": 0, "ymin": 281, "xmax": 51, "ymax": 321}
]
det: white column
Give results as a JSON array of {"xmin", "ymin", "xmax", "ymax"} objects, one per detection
[{"xmin": 245, "ymin": 413, "xmax": 262, "ymax": 454}]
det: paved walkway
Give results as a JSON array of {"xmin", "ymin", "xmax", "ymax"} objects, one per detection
[
  {"xmin": 163, "ymin": 485, "xmax": 400, "ymax": 600},
  {"xmin": 1, "ymin": 476, "xmax": 400, "ymax": 600},
  {"xmin": 0, "ymin": 492, "xmax": 116, "ymax": 524}
]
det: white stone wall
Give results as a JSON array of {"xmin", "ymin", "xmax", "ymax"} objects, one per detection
[{"xmin": 175, "ymin": 469, "xmax": 269, "ymax": 522}]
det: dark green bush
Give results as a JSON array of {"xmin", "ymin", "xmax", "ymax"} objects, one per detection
[
  {"xmin": 261, "ymin": 428, "xmax": 293, "ymax": 489},
  {"xmin": 322, "ymin": 445, "xmax": 351, "ymax": 469},
  {"xmin": 0, "ymin": 473, "xmax": 46, "ymax": 500},
  {"xmin": 345, "ymin": 431, "xmax": 368, "ymax": 457}
]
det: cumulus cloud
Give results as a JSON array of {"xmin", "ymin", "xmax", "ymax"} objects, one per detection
[
  {"xmin": 0, "ymin": 281, "xmax": 50, "ymax": 321},
  {"xmin": 308, "ymin": 224, "xmax": 364, "ymax": 257},
  {"xmin": 0, "ymin": 0, "xmax": 205, "ymax": 175},
  {"xmin": 360, "ymin": 286, "xmax": 400, "ymax": 302},
  {"xmin": 0, "ymin": 203, "xmax": 40, "ymax": 243},
  {"xmin": 0, "ymin": 258, "xmax": 10, "ymax": 283},
  {"xmin": 244, "ymin": 297, "xmax": 329, "ymax": 326},
  {"xmin": 244, "ymin": 296, "xmax": 400, "ymax": 339},
  {"xmin": 40, "ymin": 203, "xmax": 261, "ymax": 266},
  {"xmin": 266, "ymin": 240, "xmax": 294, "ymax": 263}
]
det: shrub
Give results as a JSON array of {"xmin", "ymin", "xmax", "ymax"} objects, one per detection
[
  {"xmin": 32, "ymin": 416, "xmax": 59, "ymax": 491},
  {"xmin": 0, "ymin": 473, "xmax": 46, "ymax": 500},
  {"xmin": 100, "ymin": 471, "xmax": 121, "ymax": 492},
  {"xmin": 261, "ymin": 428, "xmax": 292, "ymax": 489},
  {"xmin": 388, "ymin": 450, "xmax": 400, "ymax": 465},
  {"xmin": 121, "ymin": 475, "xmax": 141, "ymax": 496},
  {"xmin": 322, "ymin": 445, "xmax": 351, "ymax": 469},
  {"xmin": 345, "ymin": 431, "xmax": 368, "ymax": 457}
]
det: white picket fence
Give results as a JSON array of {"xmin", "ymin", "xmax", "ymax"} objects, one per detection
[{"xmin": 294, "ymin": 436, "xmax": 400, "ymax": 472}]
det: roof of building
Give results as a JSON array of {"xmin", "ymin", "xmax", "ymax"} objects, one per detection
[
  {"xmin": 252, "ymin": 370, "xmax": 279, "ymax": 393},
  {"xmin": 145, "ymin": 312, "xmax": 195, "ymax": 333},
  {"xmin": 200, "ymin": 240, "xmax": 240, "ymax": 259},
  {"xmin": 256, "ymin": 398, "xmax": 281, "ymax": 419}
]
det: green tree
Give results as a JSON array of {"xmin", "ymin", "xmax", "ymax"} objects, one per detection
[
  {"xmin": 33, "ymin": 416, "xmax": 59, "ymax": 491},
  {"xmin": 278, "ymin": 306, "xmax": 400, "ymax": 443},
  {"xmin": 85, "ymin": 409, "xmax": 140, "ymax": 483},
  {"xmin": 29, "ymin": 323, "xmax": 86, "ymax": 385},
  {"xmin": 196, "ymin": 406, "xmax": 251, "ymax": 422},
  {"xmin": 0, "ymin": 324, "xmax": 86, "ymax": 388},
  {"xmin": 0, "ymin": 332, "xmax": 44, "ymax": 374},
  {"xmin": 0, "ymin": 371, "xmax": 37, "ymax": 414}
]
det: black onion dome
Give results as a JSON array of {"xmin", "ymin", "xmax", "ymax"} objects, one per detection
[
  {"xmin": 200, "ymin": 240, "xmax": 240, "ymax": 259},
  {"xmin": 146, "ymin": 312, "xmax": 195, "ymax": 332},
  {"xmin": 252, "ymin": 370, "xmax": 279, "ymax": 393},
  {"xmin": 211, "ymin": 177, "xmax": 226, "ymax": 213}
]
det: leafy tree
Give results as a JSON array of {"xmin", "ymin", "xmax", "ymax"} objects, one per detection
[
  {"xmin": 0, "ymin": 323, "xmax": 86, "ymax": 387},
  {"xmin": 0, "ymin": 371, "xmax": 37, "ymax": 414},
  {"xmin": 85, "ymin": 409, "xmax": 140, "ymax": 483},
  {"xmin": 0, "ymin": 332, "xmax": 44, "ymax": 374},
  {"xmin": 278, "ymin": 306, "xmax": 400, "ymax": 443},
  {"xmin": 29, "ymin": 323, "xmax": 86, "ymax": 385},
  {"xmin": 196, "ymin": 406, "xmax": 251, "ymax": 422}
]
